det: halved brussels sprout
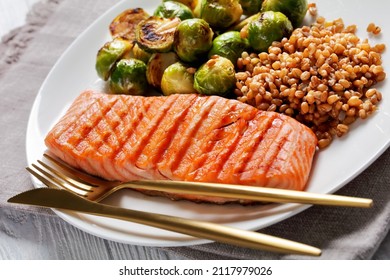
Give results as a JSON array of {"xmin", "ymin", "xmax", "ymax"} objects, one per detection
[
  {"xmin": 146, "ymin": 52, "xmax": 179, "ymax": 89},
  {"xmin": 173, "ymin": 18, "xmax": 214, "ymax": 63},
  {"xmin": 240, "ymin": 0, "xmax": 263, "ymax": 16},
  {"xmin": 136, "ymin": 16, "xmax": 181, "ymax": 53},
  {"xmin": 261, "ymin": 0, "xmax": 308, "ymax": 28},
  {"xmin": 195, "ymin": 0, "xmax": 243, "ymax": 29},
  {"xmin": 243, "ymin": 11, "xmax": 292, "ymax": 52},
  {"xmin": 109, "ymin": 8, "xmax": 149, "ymax": 41},
  {"xmin": 161, "ymin": 62, "xmax": 196, "ymax": 95},
  {"xmin": 208, "ymin": 31, "xmax": 250, "ymax": 65},
  {"xmin": 154, "ymin": 1, "xmax": 194, "ymax": 20},
  {"xmin": 194, "ymin": 56, "xmax": 236, "ymax": 96},
  {"xmin": 109, "ymin": 58, "xmax": 147, "ymax": 95},
  {"xmin": 95, "ymin": 38, "xmax": 133, "ymax": 81}
]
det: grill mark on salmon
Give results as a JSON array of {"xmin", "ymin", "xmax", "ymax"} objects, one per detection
[
  {"xmin": 189, "ymin": 101, "xmax": 248, "ymax": 182},
  {"xmin": 152, "ymin": 96, "xmax": 200, "ymax": 177},
  {"xmin": 183, "ymin": 98, "xmax": 239, "ymax": 182},
  {"xmin": 147, "ymin": 95, "xmax": 201, "ymax": 180},
  {"xmin": 45, "ymin": 90, "xmax": 318, "ymax": 204},
  {"xmin": 127, "ymin": 94, "xmax": 179, "ymax": 179},
  {"xmin": 85, "ymin": 103, "xmax": 115, "ymax": 178},
  {"xmin": 135, "ymin": 94, "xmax": 198, "ymax": 173},
  {"xmin": 93, "ymin": 98, "xmax": 124, "ymax": 179},
  {"xmin": 111, "ymin": 95, "xmax": 146, "ymax": 181},
  {"xmin": 54, "ymin": 96, "xmax": 96, "ymax": 137},
  {"xmin": 115, "ymin": 95, "xmax": 154, "ymax": 180},
  {"xmin": 166, "ymin": 97, "xmax": 219, "ymax": 180},
  {"xmin": 218, "ymin": 113, "xmax": 277, "ymax": 184},
  {"xmin": 97, "ymin": 98, "xmax": 128, "ymax": 180},
  {"xmin": 260, "ymin": 118, "xmax": 291, "ymax": 187},
  {"xmin": 117, "ymin": 96, "xmax": 161, "ymax": 179},
  {"xmin": 55, "ymin": 101, "xmax": 96, "ymax": 146},
  {"xmin": 75, "ymin": 97, "xmax": 120, "ymax": 180},
  {"xmin": 52, "ymin": 96, "xmax": 115, "ymax": 173},
  {"xmin": 157, "ymin": 96, "xmax": 219, "ymax": 179}
]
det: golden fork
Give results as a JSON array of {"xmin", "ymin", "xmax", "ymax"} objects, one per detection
[
  {"xmin": 25, "ymin": 154, "xmax": 323, "ymax": 256},
  {"xmin": 28, "ymin": 153, "xmax": 373, "ymax": 207}
]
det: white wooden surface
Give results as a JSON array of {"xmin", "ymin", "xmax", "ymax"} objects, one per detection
[{"xmin": 0, "ymin": 0, "xmax": 40, "ymax": 38}]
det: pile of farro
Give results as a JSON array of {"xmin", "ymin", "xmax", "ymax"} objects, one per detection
[{"xmin": 234, "ymin": 17, "xmax": 386, "ymax": 148}]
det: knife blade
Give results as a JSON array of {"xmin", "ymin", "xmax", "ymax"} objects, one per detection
[{"xmin": 8, "ymin": 188, "xmax": 321, "ymax": 256}]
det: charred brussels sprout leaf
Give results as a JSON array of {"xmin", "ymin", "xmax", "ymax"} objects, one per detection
[
  {"xmin": 146, "ymin": 52, "xmax": 179, "ymax": 90},
  {"xmin": 109, "ymin": 58, "xmax": 147, "ymax": 95},
  {"xmin": 161, "ymin": 62, "xmax": 196, "ymax": 95},
  {"xmin": 194, "ymin": 56, "xmax": 236, "ymax": 96},
  {"xmin": 197, "ymin": 0, "xmax": 243, "ymax": 29},
  {"xmin": 261, "ymin": 0, "xmax": 308, "ymax": 28},
  {"xmin": 244, "ymin": 11, "xmax": 292, "ymax": 52},
  {"xmin": 173, "ymin": 18, "xmax": 214, "ymax": 63},
  {"xmin": 109, "ymin": 8, "xmax": 149, "ymax": 41},
  {"xmin": 95, "ymin": 38, "xmax": 133, "ymax": 81},
  {"xmin": 208, "ymin": 31, "xmax": 250, "ymax": 65},
  {"xmin": 240, "ymin": 0, "xmax": 263, "ymax": 16},
  {"xmin": 154, "ymin": 1, "xmax": 194, "ymax": 20},
  {"xmin": 136, "ymin": 16, "xmax": 181, "ymax": 53}
]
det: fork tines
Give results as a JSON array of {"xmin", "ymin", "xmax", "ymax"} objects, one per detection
[{"xmin": 27, "ymin": 157, "xmax": 92, "ymax": 197}]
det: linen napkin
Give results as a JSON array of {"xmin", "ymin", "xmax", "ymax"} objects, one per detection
[{"xmin": 0, "ymin": 0, "xmax": 389, "ymax": 260}]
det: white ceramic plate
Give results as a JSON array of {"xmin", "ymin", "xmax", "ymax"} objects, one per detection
[{"xmin": 26, "ymin": 0, "xmax": 389, "ymax": 247}]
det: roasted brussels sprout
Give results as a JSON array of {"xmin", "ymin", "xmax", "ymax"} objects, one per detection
[
  {"xmin": 173, "ymin": 18, "xmax": 214, "ymax": 63},
  {"xmin": 229, "ymin": 12, "xmax": 260, "ymax": 31},
  {"xmin": 136, "ymin": 16, "xmax": 181, "ymax": 53},
  {"xmin": 208, "ymin": 31, "xmax": 250, "ymax": 65},
  {"xmin": 161, "ymin": 62, "xmax": 196, "ymax": 95},
  {"xmin": 164, "ymin": 0, "xmax": 195, "ymax": 9},
  {"xmin": 132, "ymin": 43, "xmax": 152, "ymax": 63},
  {"xmin": 154, "ymin": 1, "xmax": 194, "ymax": 20},
  {"xmin": 243, "ymin": 11, "xmax": 292, "ymax": 52},
  {"xmin": 261, "ymin": 0, "xmax": 308, "ymax": 28},
  {"xmin": 195, "ymin": 0, "xmax": 243, "ymax": 29},
  {"xmin": 95, "ymin": 38, "xmax": 133, "ymax": 81},
  {"xmin": 109, "ymin": 58, "xmax": 147, "ymax": 95},
  {"xmin": 240, "ymin": 0, "xmax": 263, "ymax": 16},
  {"xmin": 194, "ymin": 56, "xmax": 236, "ymax": 96},
  {"xmin": 109, "ymin": 8, "xmax": 149, "ymax": 41},
  {"xmin": 146, "ymin": 52, "xmax": 179, "ymax": 89}
]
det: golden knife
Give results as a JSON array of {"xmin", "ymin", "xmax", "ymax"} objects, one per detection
[{"xmin": 8, "ymin": 188, "xmax": 321, "ymax": 256}]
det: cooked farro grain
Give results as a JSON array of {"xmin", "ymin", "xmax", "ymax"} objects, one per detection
[
  {"xmin": 367, "ymin": 22, "xmax": 382, "ymax": 35},
  {"xmin": 308, "ymin": 3, "xmax": 318, "ymax": 17},
  {"xmin": 235, "ymin": 17, "xmax": 386, "ymax": 148}
]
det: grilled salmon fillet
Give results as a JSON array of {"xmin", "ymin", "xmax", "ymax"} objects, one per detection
[{"xmin": 45, "ymin": 90, "xmax": 317, "ymax": 204}]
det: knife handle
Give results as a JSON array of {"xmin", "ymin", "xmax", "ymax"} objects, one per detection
[
  {"xmin": 91, "ymin": 203, "xmax": 321, "ymax": 256},
  {"xmin": 8, "ymin": 188, "xmax": 321, "ymax": 256}
]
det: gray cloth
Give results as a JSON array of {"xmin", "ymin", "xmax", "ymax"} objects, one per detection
[{"xmin": 0, "ymin": 0, "xmax": 389, "ymax": 260}]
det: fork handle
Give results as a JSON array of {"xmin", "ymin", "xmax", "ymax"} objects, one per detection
[
  {"xmin": 90, "ymin": 201, "xmax": 321, "ymax": 256},
  {"xmin": 124, "ymin": 180, "xmax": 373, "ymax": 208}
]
